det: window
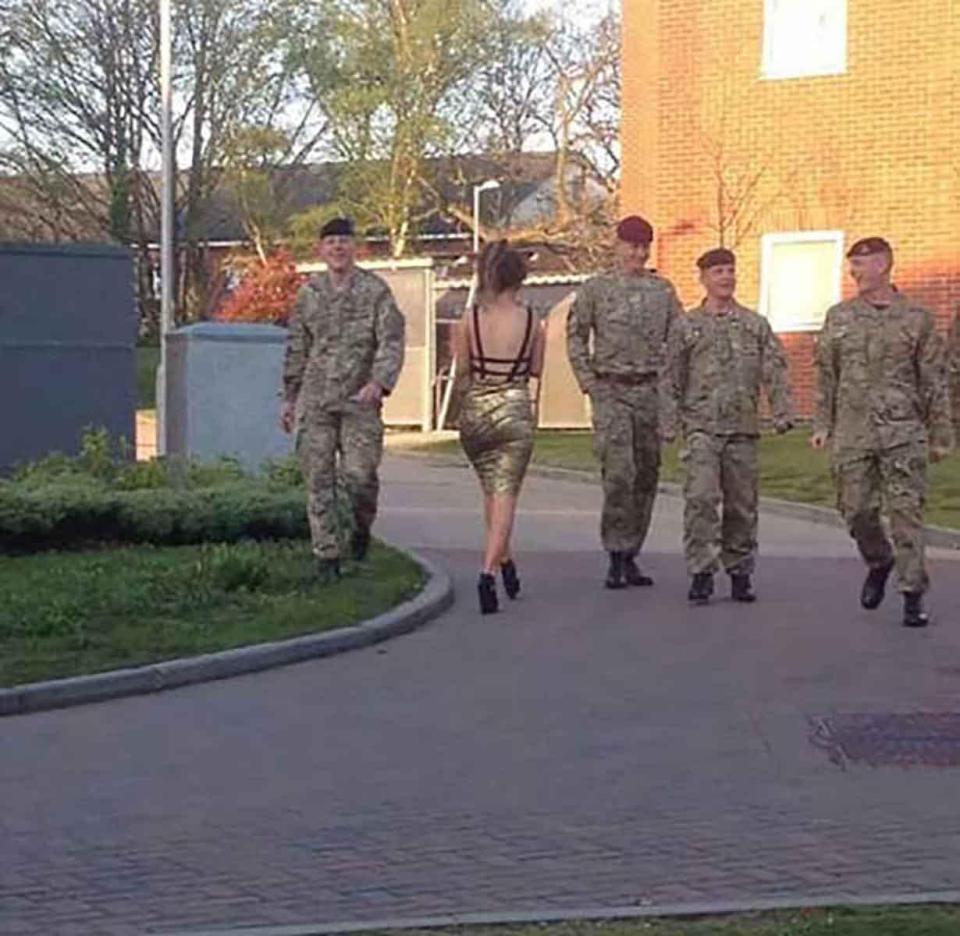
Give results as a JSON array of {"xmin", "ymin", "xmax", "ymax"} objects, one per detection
[
  {"xmin": 762, "ymin": 0, "xmax": 846, "ymax": 80},
  {"xmin": 759, "ymin": 232, "xmax": 844, "ymax": 332}
]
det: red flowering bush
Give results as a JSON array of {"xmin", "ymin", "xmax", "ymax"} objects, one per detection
[{"xmin": 216, "ymin": 249, "xmax": 306, "ymax": 325}]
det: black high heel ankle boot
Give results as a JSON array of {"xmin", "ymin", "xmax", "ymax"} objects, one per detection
[
  {"xmin": 500, "ymin": 559, "xmax": 521, "ymax": 599},
  {"xmin": 478, "ymin": 572, "xmax": 499, "ymax": 614}
]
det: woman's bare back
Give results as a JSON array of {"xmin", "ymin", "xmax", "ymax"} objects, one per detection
[{"xmin": 470, "ymin": 298, "xmax": 532, "ymax": 364}]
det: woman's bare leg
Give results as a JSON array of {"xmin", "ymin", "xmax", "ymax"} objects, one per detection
[{"xmin": 483, "ymin": 493, "xmax": 518, "ymax": 573}]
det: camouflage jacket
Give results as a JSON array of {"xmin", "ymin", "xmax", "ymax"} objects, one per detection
[
  {"xmin": 566, "ymin": 271, "xmax": 682, "ymax": 393},
  {"xmin": 813, "ymin": 294, "xmax": 953, "ymax": 452},
  {"xmin": 282, "ymin": 268, "xmax": 405, "ymax": 416},
  {"xmin": 663, "ymin": 301, "xmax": 793, "ymax": 438}
]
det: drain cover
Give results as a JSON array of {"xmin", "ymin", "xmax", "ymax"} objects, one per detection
[{"xmin": 809, "ymin": 713, "xmax": 960, "ymax": 768}]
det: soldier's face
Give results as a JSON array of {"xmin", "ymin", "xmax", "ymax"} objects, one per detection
[
  {"xmin": 320, "ymin": 235, "xmax": 356, "ymax": 273},
  {"xmin": 849, "ymin": 253, "xmax": 891, "ymax": 291},
  {"xmin": 700, "ymin": 263, "xmax": 736, "ymax": 301},
  {"xmin": 617, "ymin": 239, "xmax": 650, "ymax": 275}
]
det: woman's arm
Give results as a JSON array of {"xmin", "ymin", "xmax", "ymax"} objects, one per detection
[
  {"xmin": 450, "ymin": 316, "xmax": 471, "ymax": 377},
  {"xmin": 529, "ymin": 317, "xmax": 547, "ymax": 378}
]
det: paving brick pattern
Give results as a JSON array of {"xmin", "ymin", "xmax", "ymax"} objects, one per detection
[{"xmin": 3, "ymin": 460, "xmax": 960, "ymax": 934}]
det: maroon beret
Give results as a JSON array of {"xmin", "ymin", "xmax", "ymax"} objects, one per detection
[
  {"xmin": 697, "ymin": 247, "xmax": 736, "ymax": 270},
  {"xmin": 847, "ymin": 237, "xmax": 892, "ymax": 259},
  {"xmin": 616, "ymin": 215, "xmax": 654, "ymax": 245}
]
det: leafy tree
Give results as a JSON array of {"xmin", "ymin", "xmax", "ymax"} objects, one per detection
[{"xmin": 302, "ymin": 0, "xmax": 537, "ymax": 258}]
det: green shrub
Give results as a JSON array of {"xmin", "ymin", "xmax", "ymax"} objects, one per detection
[
  {"xmin": 0, "ymin": 482, "xmax": 311, "ymax": 552},
  {"xmin": 263, "ymin": 455, "xmax": 305, "ymax": 488},
  {"xmin": 2, "ymin": 428, "xmax": 357, "ymax": 554}
]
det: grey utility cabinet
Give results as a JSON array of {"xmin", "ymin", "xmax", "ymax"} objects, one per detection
[
  {"xmin": 0, "ymin": 243, "xmax": 137, "ymax": 474},
  {"xmin": 161, "ymin": 322, "xmax": 293, "ymax": 471}
]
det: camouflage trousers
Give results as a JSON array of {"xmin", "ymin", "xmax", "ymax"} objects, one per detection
[
  {"xmin": 681, "ymin": 432, "xmax": 758, "ymax": 576},
  {"xmin": 832, "ymin": 442, "xmax": 929, "ymax": 593},
  {"xmin": 297, "ymin": 404, "xmax": 384, "ymax": 560},
  {"xmin": 590, "ymin": 381, "xmax": 661, "ymax": 554}
]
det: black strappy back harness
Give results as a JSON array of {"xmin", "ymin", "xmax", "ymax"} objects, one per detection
[{"xmin": 469, "ymin": 304, "xmax": 535, "ymax": 382}]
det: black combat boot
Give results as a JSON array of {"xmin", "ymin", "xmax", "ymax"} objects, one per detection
[
  {"xmin": 315, "ymin": 557, "xmax": 341, "ymax": 585},
  {"xmin": 623, "ymin": 552, "xmax": 654, "ymax": 587},
  {"xmin": 605, "ymin": 551, "xmax": 627, "ymax": 589},
  {"xmin": 730, "ymin": 574, "xmax": 756, "ymax": 603},
  {"xmin": 902, "ymin": 592, "xmax": 929, "ymax": 628},
  {"xmin": 478, "ymin": 572, "xmax": 499, "ymax": 614},
  {"xmin": 500, "ymin": 559, "xmax": 521, "ymax": 599},
  {"xmin": 688, "ymin": 572, "xmax": 714, "ymax": 605},
  {"xmin": 860, "ymin": 560, "xmax": 894, "ymax": 610},
  {"xmin": 351, "ymin": 528, "xmax": 371, "ymax": 562}
]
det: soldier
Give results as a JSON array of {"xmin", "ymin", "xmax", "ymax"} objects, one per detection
[
  {"xmin": 662, "ymin": 248, "xmax": 793, "ymax": 605},
  {"xmin": 811, "ymin": 237, "xmax": 953, "ymax": 627},
  {"xmin": 567, "ymin": 215, "xmax": 682, "ymax": 589},
  {"xmin": 280, "ymin": 217, "xmax": 405, "ymax": 582}
]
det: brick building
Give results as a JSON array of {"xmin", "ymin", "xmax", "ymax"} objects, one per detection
[{"xmin": 621, "ymin": 0, "xmax": 959, "ymax": 415}]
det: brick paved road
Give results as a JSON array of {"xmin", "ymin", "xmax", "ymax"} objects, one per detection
[{"xmin": 3, "ymin": 456, "xmax": 960, "ymax": 935}]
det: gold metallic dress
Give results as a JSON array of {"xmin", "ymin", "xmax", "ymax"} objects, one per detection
[{"xmin": 459, "ymin": 306, "xmax": 536, "ymax": 496}]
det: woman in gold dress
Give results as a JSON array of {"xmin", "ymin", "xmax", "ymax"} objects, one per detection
[{"xmin": 452, "ymin": 241, "xmax": 545, "ymax": 614}]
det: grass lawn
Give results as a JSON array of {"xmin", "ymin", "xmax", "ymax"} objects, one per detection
[
  {"xmin": 395, "ymin": 906, "xmax": 960, "ymax": 936},
  {"xmin": 0, "ymin": 539, "xmax": 423, "ymax": 687},
  {"xmin": 400, "ymin": 430, "xmax": 960, "ymax": 530},
  {"xmin": 137, "ymin": 343, "xmax": 160, "ymax": 409}
]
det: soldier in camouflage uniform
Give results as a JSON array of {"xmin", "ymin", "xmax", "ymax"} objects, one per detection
[
  {"xmin": 662, "ymin": 248, "xmax": 793, "ymax": 605},
  {"xmin": 280, "ymin": 217, "xmax": 405, "ymax": 582},
  {"xmin": 567, "ymin": 215, "xmax": 682, "ymax": 589},
  {"xmin": 812, "ymin": 237, "xmax": 953, "ymax": 627}
]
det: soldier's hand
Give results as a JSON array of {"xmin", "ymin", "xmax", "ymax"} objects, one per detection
[
  {"xmin": 280, "ymin": 400, "xmax": 296, "ymax": 435},
  {"xmin": 774, "ymin": 419, "xmax": 793, "ymax": 435},
  {"xmin": 660, "ymin": 426, "xmax": 677, "ymax": 444},
  {"xmin": 930, "ymin": 445, "xmax": 951, "ymax": 464},
  {"xmin": 810, "ymin": 431, "xmax": 829, "ymax": 450},
  {"xmin": 353, "ymin": 381, "xmax": 384, "ymax": 407}
]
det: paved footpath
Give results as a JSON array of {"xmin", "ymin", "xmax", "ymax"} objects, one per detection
[{"xmin": 3, "ymin": 455, "xmax": 960, "ymax": 935}]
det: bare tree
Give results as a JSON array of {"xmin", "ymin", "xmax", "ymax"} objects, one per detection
[
  {"xmin": 414, "ymin": 8, "xmax": 622, "ymax": 270},
  {"xmin": 485, "ymin": 9, "xmax": 622, "ymax": 269},
  {"xmin": 465, "ymin": 4, "xmax": 553, "ymax": 154},
  {"xmin": 172, "ymin": 0, "xmax": 330, "ymax": 316},
  {"xmin": 0, "ymin": 0, "xmax": 331, "ymax": 328},
  {"xmin": 691, "ymin": 22, "xmax": 799, "ymax": 249},
  {"xmin": 0, "ymin": 0, "xmax": 163, "ymax": 327}
]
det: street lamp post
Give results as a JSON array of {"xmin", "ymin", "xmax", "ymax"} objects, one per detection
[
  {"xmin": 158, "ymin": 0, "xmax": 174, "ymax": 453},
  {"xmin": 438, "ymin": 179, "xmax": 502, "ymax": 431},
  {"xmin": 472, "ymin": 179, "xmax": 500, "ymax": 257}
]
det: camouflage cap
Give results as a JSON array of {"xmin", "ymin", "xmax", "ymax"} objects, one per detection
[
  {"xmin": 697, "ymin": 247, "xmax": 736, "ymax": 270},
  {"xmin": 616, "ymin": 215, "xmax": 654, "ymax": 245},
  {"xmin": 846, "ymin": 236, "xmax": 892, "ymax": 259},
  {"xmin": 320, "ymin": 217, "xmax": 355, "ymax": 238}
]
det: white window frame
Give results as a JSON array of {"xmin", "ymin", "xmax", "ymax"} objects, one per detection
[
  {"xmin": 761, "ymin": 0, "xmax": 847, "ymax": 81},
  {"xmin": 759, "ymin": 230, "xmax": 844, "ymax": 333}
]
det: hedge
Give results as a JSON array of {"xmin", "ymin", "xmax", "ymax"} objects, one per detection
[{"xmin": 0, "ymin": 481, "xmax": 312, "ymax": 553}]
